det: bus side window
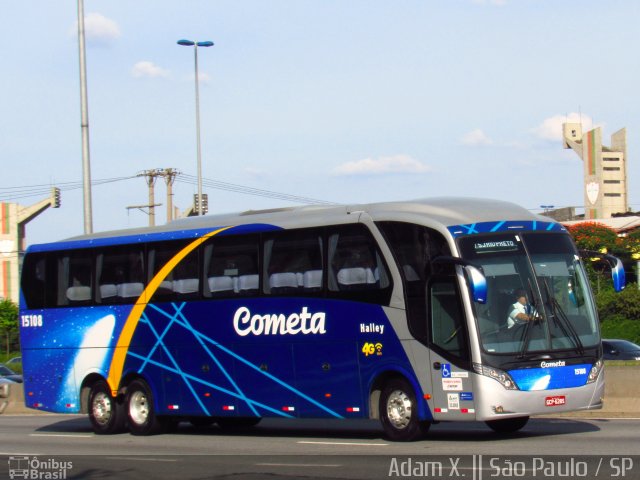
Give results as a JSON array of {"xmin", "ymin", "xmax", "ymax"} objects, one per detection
[
  {"xmin": 21, "ymin": 253, "xmax": 50, "ymax": 309},
  {"xmin": 148, "ymin": 240, "xmax": 199, "ymax": 302},
  {"xmin": 429, "ymin": 279, "xmax": 469, "ymax": 363},
  {"xmin": 96, "ymin": 246, "xmax": 145, "ymax": 304},
  {"xmin": 327, "ymin": 224, "xmax": 392, "ymax": 304},
  {"xmin": 263, "ymin": 229, "xmax": 323, "ymax": 295},
  {"xmin": 377, "ymin": 222, "xmax": 451, "ymax": 343},
  {"xmin": 59, "ymin": 252, "xmax": 93, "ymax": 306},
  {"xmin": 203, "ymin": 234, "xmax": 259, "ymax": 297}
]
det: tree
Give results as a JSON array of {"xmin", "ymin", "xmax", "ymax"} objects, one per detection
[
  {"xmin": 626, "ymin": 229, "xmax": 640, "ymax": 261},
  {"xmin": 566, "ymin": 222, "xmax": 621, "ymax": 254},
  {"xmin": 0, "ymin": 299, "xmax": 19, "ymax": 356},
  {"xmin": 566, "ymin": 222, "xmax": 640, "ymax": 341}
]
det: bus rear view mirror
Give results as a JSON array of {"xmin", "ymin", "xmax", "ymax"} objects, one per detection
[
  {"xmin": 432, "ymin": 256, "xmax": 487, "ymax": 304},
  {"xmin": 579, "ymin": 250, "xmax": 626, "ymax": 292},
  {"xmin": 465, "ymin": 265, "xmax": 487, "ymax": 304}
]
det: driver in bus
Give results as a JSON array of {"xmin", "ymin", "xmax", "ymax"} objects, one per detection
[{"xmin": 507, "ymin": 289, "xmax": 536, "ymax": 328}]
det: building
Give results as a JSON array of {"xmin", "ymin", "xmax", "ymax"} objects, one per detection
[{"xmin": 563, "ymin": 123, "xmax": 628, "ymax": 219}]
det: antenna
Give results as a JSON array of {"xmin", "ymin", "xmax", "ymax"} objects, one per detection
[{"xmin": 579, "ymin": 106, "xmax": 582, "ymax": 127}]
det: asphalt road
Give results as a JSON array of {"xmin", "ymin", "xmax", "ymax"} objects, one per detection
[{"xmin": 1, "ymin": 414, "xmax": 639, "ymax": 479}]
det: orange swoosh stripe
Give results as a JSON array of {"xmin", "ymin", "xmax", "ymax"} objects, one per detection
[{"xmin": 107, "ymin": 226, "xmax": 233, "ymax": 394}]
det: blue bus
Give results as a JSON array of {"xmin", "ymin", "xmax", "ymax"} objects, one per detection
[{"xmin": 18, "ymin": 198, "xmax": 625, "ymax": 440}]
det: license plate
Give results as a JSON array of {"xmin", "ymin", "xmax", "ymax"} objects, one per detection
[{"xmin": 545, "ymin": 395, "xmax": 566, "ymax": 407}]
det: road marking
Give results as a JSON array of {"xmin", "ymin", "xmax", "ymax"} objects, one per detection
[
  {"xmin": 29, "ymin": 433, "xmax": 93, "ymax": 438},
  {"xmin": 257, "ymin": 463, "xmax": 341, "ymax": 468},
  {"xmin": 0, "ymin": 452, "xmax": 43, "ymax": 456},
  {"xmin": 106, "ymin": 457, "xmax": 179, "ymax": 463},
  {"xmin": 297, "ymin": 440, "xmax": 388, "ymax": 446}
]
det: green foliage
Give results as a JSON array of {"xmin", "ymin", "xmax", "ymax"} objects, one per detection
[
  {"xmin": 595, "ymin": 284, "xmax": 640, "ymax": 342},
  {"xmin": 596, "ymin": 284, "xmax": 640, "ymax": 321},
  {"xmin": 565, "ymin": 222, "xmax": 640, "ymax": 342},
  {"xmin": 566, "ymin": 222, "xmax": 621, "ymax": 254},
  {"xmin": 600, "ymin": 316, "xmax": 640, "ymax": 344},
  {"xmin": 0, "ymin": 299, "xmax": 19, "ymax": 355}
]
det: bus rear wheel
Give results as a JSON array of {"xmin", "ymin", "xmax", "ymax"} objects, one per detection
[
  {"xmin": 379, "ymin": 378, "xmax": 429, "ymax": 441},
  {"xmin": 485, "ymin": 416, "xmax": 529, "ymax": 433},
  {"xmin": 125, "ymin": 379, "xmax": 163, "ymax": 436},
  {"xmin": 88, "ymin": 380, "xmax": 125, "ymax": 434}
]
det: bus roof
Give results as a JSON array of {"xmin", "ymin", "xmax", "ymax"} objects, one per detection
[{"xmin": 31, "ymin": 197, "xmax": 552, "ymax": 251}]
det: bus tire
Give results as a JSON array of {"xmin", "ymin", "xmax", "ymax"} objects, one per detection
[
  {"xmin": 88, "ymin": 380, "xmax": 125, "ymax": 435},
  {"xmin": 379, "ymin": 378, "xmax": 429, "ymax": 441},
  {"xmin": 485, "ymin": 416, "xmax": 529, "ymax": 433},
  {"xmin": 125, "ymin": 379, "xmax": 163, "ymax": 436}
]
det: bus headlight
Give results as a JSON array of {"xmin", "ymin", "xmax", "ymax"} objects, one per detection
[
  {"xmin": 473, "ymin": 363, "xmax": 519, "ymax": 390},
  {"xmin": 586, "ymin": 359, "xmax": 603, "ymax": 384}
]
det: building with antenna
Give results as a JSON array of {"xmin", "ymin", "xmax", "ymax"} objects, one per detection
[{"xmin": 562, "ymin": 122, "xmax": 628, "ymax": 219}]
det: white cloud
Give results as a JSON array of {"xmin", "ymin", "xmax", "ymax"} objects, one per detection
[
  {"xmin": 461, "ymin": 128, "xmax": 493, "ymax": 146},
  {"xmin": 532, "ymin": 113, "xmax": 599, "ymax": 141},
  {"xmin": 332, "ymin": 155, "xmax": 431, "ymax": 176},
  {"xmin": 70, "ymin": 13, "xmax": 121, "ymax": 46},
  {"xmin": 131, "ymin": 61, "xmax": 169, "ymax": 79}
]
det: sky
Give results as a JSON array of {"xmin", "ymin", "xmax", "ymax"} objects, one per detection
[{"xmin": 2, "ymin": 0, "xmax": 640, "ymax": 246}]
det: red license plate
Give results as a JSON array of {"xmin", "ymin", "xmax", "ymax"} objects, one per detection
[{"xmin": 545, "ymin": 395, "xmax": 566, "ymax": 407}]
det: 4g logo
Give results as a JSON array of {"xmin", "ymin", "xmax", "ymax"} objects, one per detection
[{"xmin": 362, "ymin": 342, "xmax": 383, "ymax": 357}]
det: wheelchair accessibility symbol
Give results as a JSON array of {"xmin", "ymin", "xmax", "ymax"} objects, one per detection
[{"xmin": 441, "ymin": 363, "xmax": 451, "ymax": 378}]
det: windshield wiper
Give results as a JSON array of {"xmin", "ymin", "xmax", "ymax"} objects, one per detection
[
  {"xmin": 517, "ymin": 281, "xmax": 541, "ymax": 359},
  {"xmin": 542, "ymin": 278, "xmax": 584, "ymax": 355}
]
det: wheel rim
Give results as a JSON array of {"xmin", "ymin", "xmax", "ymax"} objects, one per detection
[
  {"xmin": 129, "ymin": 390, "xmax": 149, "ymax": 425},
  {"xmin": 92, "ymin": 392, "xmax": 112, "ymax": 426},
  {"xmin": 386, "ymin": 389, "xmax": 412, "ymax": 430}
]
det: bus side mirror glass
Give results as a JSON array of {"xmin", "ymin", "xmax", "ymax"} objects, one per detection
[
  {"xmin": 431, "ymin": 256, "xmax": 487, "ymax": 304},
  {"xmin": 579, "ymin": 250, "xmax": 626, "ymax": 293},
  {"xmin": 465, "ymin": 265, "xmax": 487, "ymax": 304},
  {"xmin": 608, "ymin": 255, "xmax": 626, "ymax": 293}
]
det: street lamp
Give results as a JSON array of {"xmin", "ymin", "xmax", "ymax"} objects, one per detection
[
  {"xmin": 77, "ymin": 0, "xmax": 93, "ymax": 233},
  {"xmin": 177, "ymin": 39, "xmax": 214, "ymax": 216}
]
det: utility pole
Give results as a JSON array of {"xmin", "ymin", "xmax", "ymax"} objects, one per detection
[
  {"xmin": 131, "ymin": 169, "xmax": 181, "ymax": 225},
  {"xmin": 163, "ymin": 168, "xmax": 179, "ymax": 222},
  {"xmin": 133, "ymin": 170, "xmax": 163, "ymax": 227},
  {"xmin": 146, "ymin": 170, "xmax": 159, "ymax": 227}
]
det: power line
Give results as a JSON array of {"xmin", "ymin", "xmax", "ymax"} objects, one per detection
[
  {"xmin": 177, "ymin": 174, "xmax": 337, "ymax": 206},
  {"xmin": 0, "ymin": 176, "xmax": 136, "ymax": 202}
]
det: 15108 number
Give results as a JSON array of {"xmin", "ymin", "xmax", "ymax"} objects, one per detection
[{"xmin": 21, "ymin": 314, "xmax": 43, "ymax": 327}]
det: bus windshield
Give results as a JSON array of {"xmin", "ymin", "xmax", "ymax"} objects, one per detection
[{"xmin": 458, "ymin": 232, "xmax": 598, "ymax": 355}]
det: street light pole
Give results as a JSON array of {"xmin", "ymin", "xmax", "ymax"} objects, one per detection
[
  {"xmin": 177, "ymin": 39, "xmax": 214, "ymax": 216},
  {"xmin": 77, "ymin": 0, "xmax": 93, "ymax": 233}
]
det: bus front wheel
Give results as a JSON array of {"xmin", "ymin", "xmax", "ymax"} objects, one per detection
[
  {"xmin": 379, "ymin": 378, "xmax": 429, "ymax": 441},
  {"xmin": 485, "ymin": 416, "xmax": 529, "ymax": 433},
  {"xmin": 125, "ymin": 379, "xmax": 163, "ymax": 436},
  {"xmin": 88, "ymin": 380, "xmax": 125, "ymax": 434}
]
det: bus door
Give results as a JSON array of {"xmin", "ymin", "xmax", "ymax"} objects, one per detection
[{"xmin": 427, "ymin": 277, "xmax": 476, "ymax": 419}]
